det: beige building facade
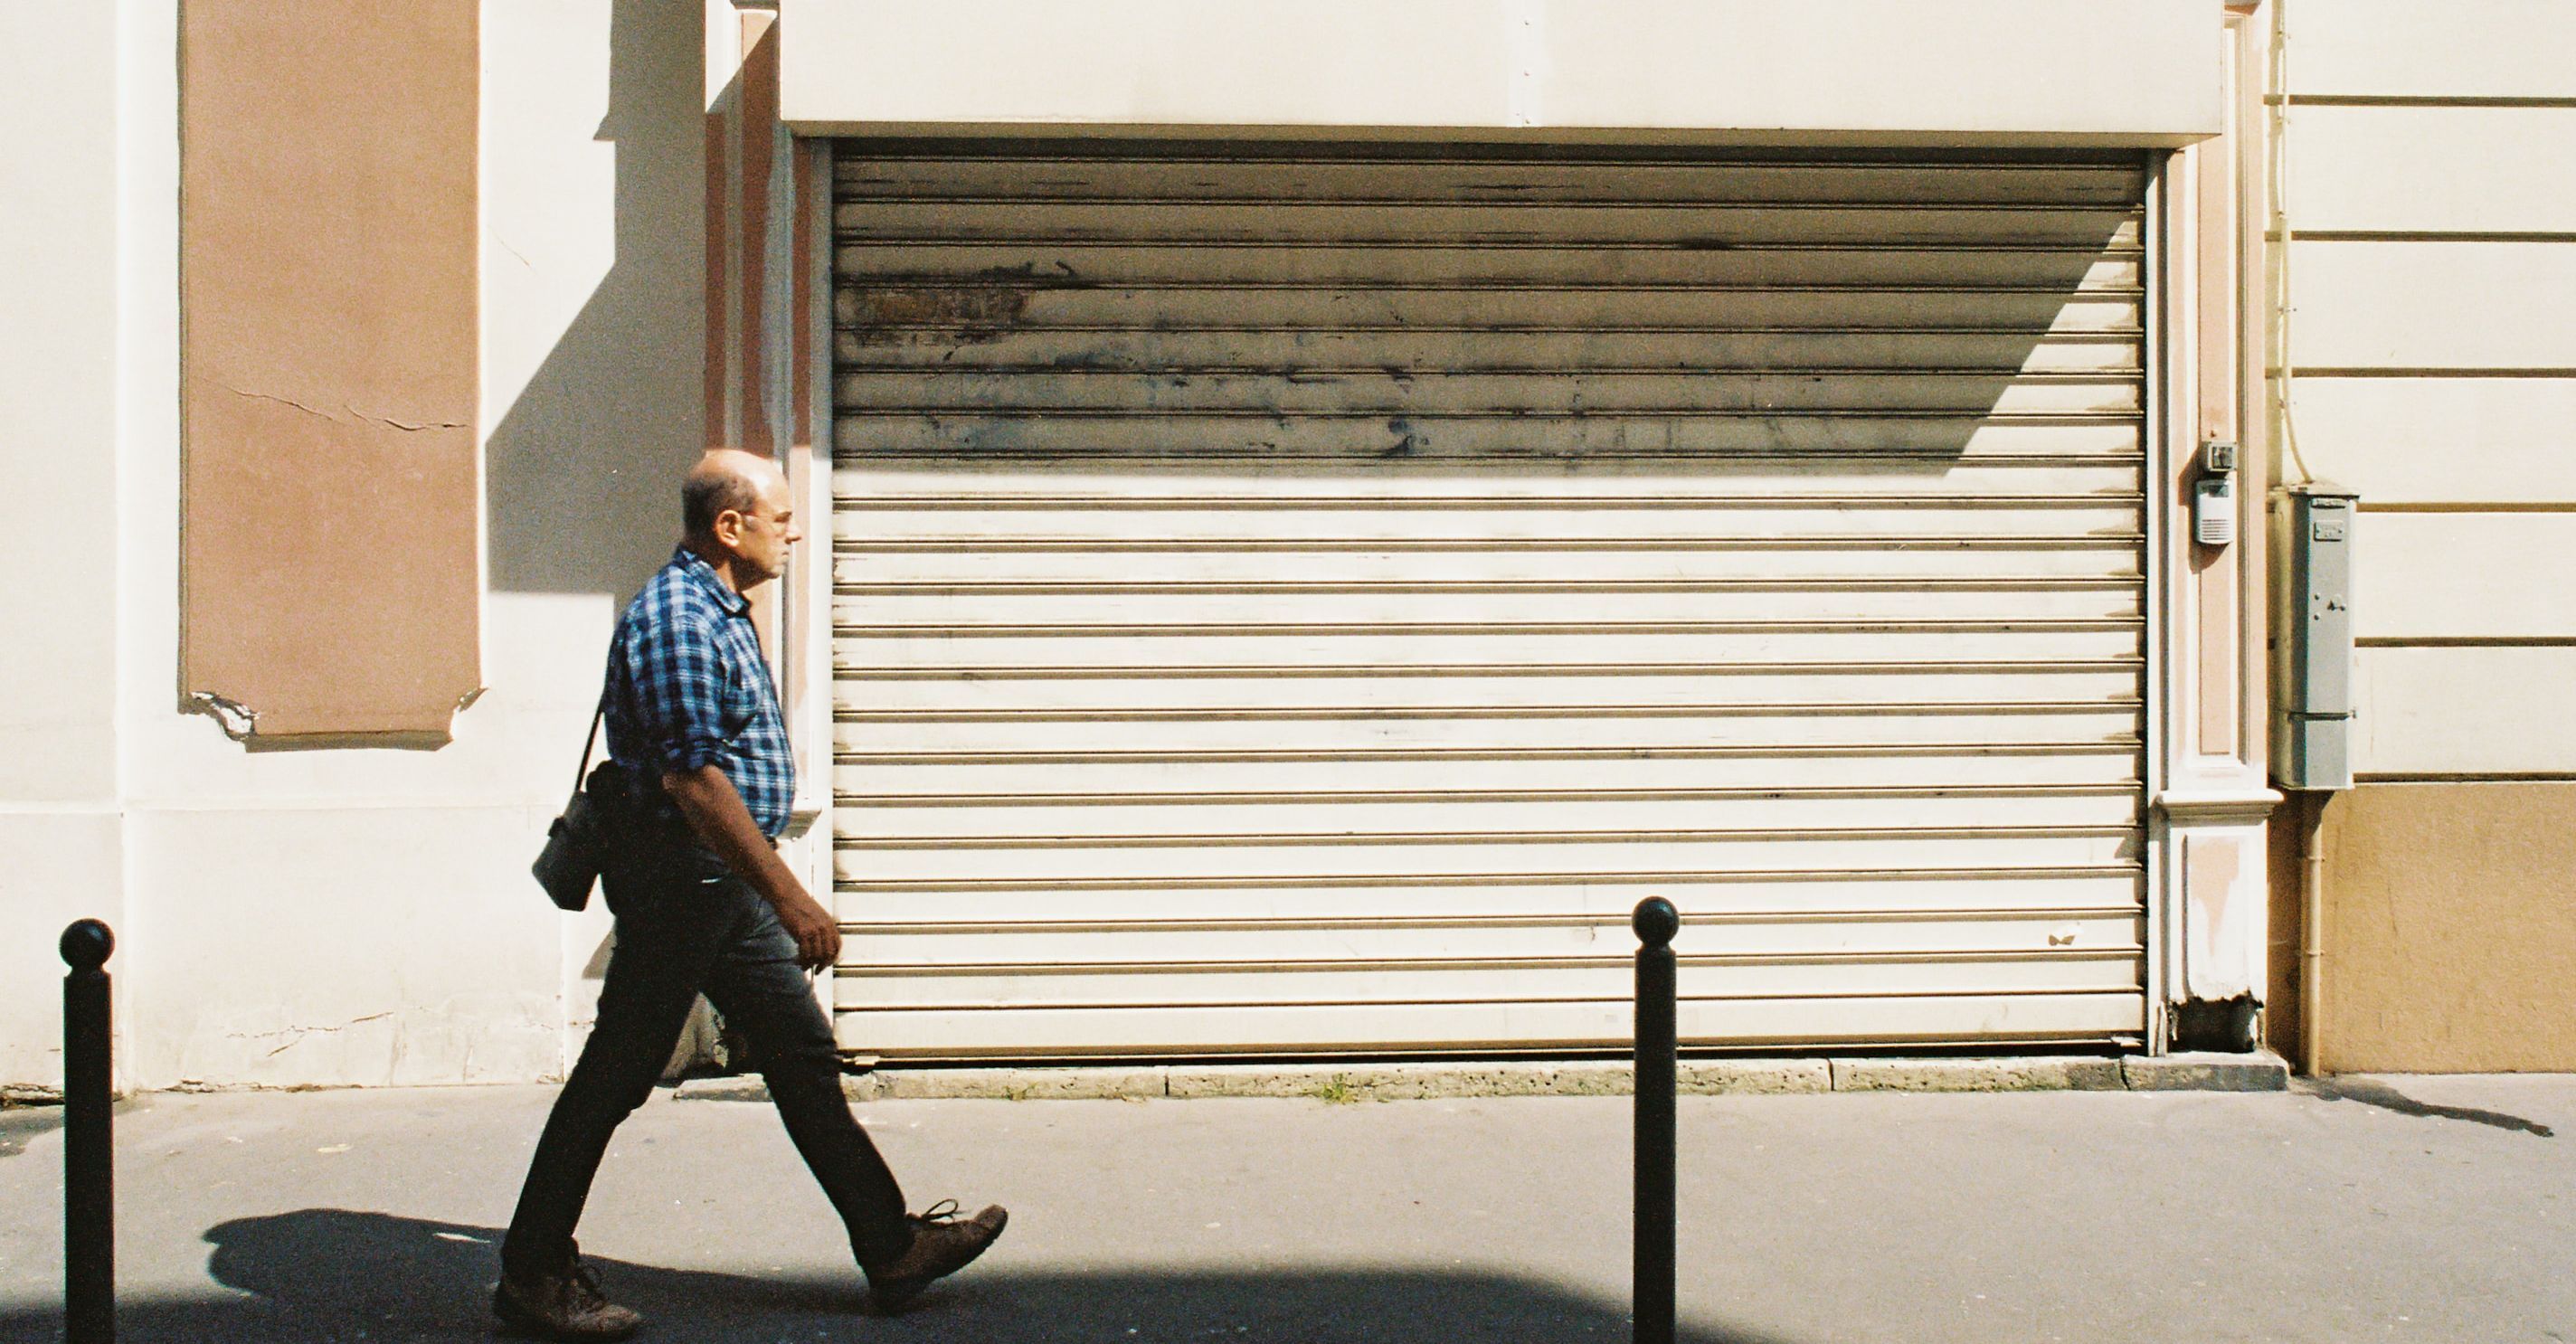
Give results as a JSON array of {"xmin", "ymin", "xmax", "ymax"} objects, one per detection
[
  {"xmin": 2262, "ymin": 1, "xmax": 2576, "ymax": 1073},
  {"xmin": 0, "ymin": 0, "xmax": 2562, "ymax": 1092}
]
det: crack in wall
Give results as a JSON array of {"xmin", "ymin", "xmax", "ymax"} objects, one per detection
[
  {"xmin": 224, "ymin": 1012, "xmax": 399, "ymax": 1057},
  {"xmin": 226, "ymin": 386, "xmax": 469, "ymax": 433}
]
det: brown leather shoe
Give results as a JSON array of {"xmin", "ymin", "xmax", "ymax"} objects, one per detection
[
  {"xmin": 492, "ymin": 1245, "xmax": 645, "ymax": 1340},
  {"xmin": 862, "ymin": 1200, "xmax": 1009, "ymax": 1314}
]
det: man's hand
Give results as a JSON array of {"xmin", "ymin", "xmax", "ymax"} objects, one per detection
[
  {"xmin": 772, "ymin": 887, "xmax": 843, "ymax": 971},
  {"xmin": 662, "ymin": 764, "xmax": 841, "ymax": 971}
]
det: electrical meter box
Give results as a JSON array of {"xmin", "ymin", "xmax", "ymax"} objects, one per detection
[{"xmin": 2270, "ymin": 482, "xmax": 2359, "ymax": 790}]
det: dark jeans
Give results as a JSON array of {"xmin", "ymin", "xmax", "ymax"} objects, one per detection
[{"xmin": 501, "ymin": 824, "xmax": 913, "ymax": 1277}]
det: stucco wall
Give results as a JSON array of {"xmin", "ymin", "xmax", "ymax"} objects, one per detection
[
  {"xmin": 0, "ymin": 0, "xmax": 711, "ymax": 1092},
  {"xmin": 2278, "ymin": 0, "xmax": 2576, "ymax": 773},
  {"xmin": 112, "ymin": 0, "xmax": 706, "ymax": 1090},
  {"xmin": 0, "ymin": 1, "xmax": 128, "ymax": 1092},
  {"xmin": 2273, "ymin": 0, "xmax": 2576, "ymax": 1069},
  {"xmin": 2311, "ymin": 784, "xmax": 2576, "ymax": 1073}
]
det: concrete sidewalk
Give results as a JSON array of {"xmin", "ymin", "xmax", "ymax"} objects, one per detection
[{"xmin": 0, "ymin": 1074, "xmax": 2570, "ymax": 1343}]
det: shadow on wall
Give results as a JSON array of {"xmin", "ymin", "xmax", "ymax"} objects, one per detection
[
  {"xmin": 0, "ymin": 1207, "xmax": 1798, "ymax": 1344},
  {"xmin": 486, "ymin": 0, "xmax": 706, "ymax": 601}
]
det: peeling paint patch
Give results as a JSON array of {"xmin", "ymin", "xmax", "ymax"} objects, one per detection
[
  {"xmin": 841, "ymin": 286, "xmax": 1032, "ymax": 346},
  {"xmin": 186, "ymin": 691, "xmax": 260, "ymax": 740},
  {"xmin": 1380, "ymin": 417, "xmax": 1422, "ymax": 459}
]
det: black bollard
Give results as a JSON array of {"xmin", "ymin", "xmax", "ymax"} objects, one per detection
[
  {"xmin": 61, "ymin": 920, "xmax": 114, "ymax": 1344},
  {"xmin": 1632, "ymin": 897, "xmax": 1679, "ymax": 1344}
]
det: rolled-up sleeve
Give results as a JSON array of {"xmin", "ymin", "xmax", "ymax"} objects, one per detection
[{"xmin": 620, "ymin": 606, "xmax": 731, "ymax": 776}]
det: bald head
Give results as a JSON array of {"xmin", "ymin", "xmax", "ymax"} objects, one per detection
[
  {"xmin": 680, "ymin": 449, "xmax": 802, "ymax": 592},
  {"xmin": 682, "ymin": 449, "xmax": 785, "ymax": 544}
]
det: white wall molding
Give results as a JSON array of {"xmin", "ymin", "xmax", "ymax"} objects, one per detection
[{"xmin": 781, "ymin": 0, "xmax": 2223, "ymax": 145}]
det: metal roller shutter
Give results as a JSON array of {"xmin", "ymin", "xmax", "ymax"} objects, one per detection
[{"xmin": 829, "ymin": 143, "xmax": 2149, "ymax": 1060}]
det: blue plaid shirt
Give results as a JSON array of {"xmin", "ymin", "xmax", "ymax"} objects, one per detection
[{"xmin": 602, "ymin": 547, "xmax": 796, "ymax": 838}]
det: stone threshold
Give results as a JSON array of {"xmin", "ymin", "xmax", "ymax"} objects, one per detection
[{"xmin": 672, "ymin": 1052, "xmax": 2288, "ymax": 1103}]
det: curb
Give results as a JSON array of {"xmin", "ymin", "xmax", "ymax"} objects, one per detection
[
  {"xmin": 671, "ymin": 1052, "xmax": 2292, "ymax": 1103},
  {"xmin": 1833, "ymin": 1056, "xmax": 2127, "ymax": 1093},
  {"xmin": 2121, "ymin": 1051, "xmax": 2292, "ymax": 1092}
]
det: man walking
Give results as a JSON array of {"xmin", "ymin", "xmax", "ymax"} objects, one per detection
[{"xmin": 496, "ymin": 450, "xmax": 1005, "ymax": 1339}]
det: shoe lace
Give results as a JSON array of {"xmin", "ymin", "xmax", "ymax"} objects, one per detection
[
  {"xmin": 913, "ymin": 1197, "xmax": 962, "ymax": 1226},
  {"xmin": 565, "ymin": 1259, "xmax": 611, "ymax": 1312}
]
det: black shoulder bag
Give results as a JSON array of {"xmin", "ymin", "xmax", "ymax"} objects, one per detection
[{"xmin": 531, "ymin": 701, "xmax": 621, "ymax": 912}]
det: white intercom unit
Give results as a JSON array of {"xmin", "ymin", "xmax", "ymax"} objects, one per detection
[{"xmin": 2193, "ymin": 440, "xmax": 2238, "ymax": 547}]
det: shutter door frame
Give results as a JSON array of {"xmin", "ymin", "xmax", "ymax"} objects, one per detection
[{"xmin": 827, "ymin": 137, "xmax": 2159, "ymax": 1061}]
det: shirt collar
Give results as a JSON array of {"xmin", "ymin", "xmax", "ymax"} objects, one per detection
[{"xmin": 670, "ymin": 545, "xmax": 751, "ymax": 618}]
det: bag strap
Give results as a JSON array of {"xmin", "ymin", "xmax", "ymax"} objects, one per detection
[{"xmin": 568, "ymin": 698, "xmax": 607, "ymax": 801}]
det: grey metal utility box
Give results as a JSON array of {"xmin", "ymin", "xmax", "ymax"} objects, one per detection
[{"xmin": 2270, "ymin": 482, "xmax": 2359, "ymax": 790}]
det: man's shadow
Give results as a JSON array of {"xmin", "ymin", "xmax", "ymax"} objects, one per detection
[{"xmin": 0, "ymin": 1207, "xmax": 1798, "ymax": 1343}]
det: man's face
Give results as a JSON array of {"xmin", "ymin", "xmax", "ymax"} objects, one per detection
[{"xmin": 718, "ymin": 470, "xmax": 802, "ymax": 588}]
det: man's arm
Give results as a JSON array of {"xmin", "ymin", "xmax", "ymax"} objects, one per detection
[{"xmin": 663, "ymin": 764, "xmax": 841, "ymax": 970}]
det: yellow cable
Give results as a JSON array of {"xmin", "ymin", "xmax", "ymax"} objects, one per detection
[{"xmin": 2270, "ymin": 0, "xmax": 2316, "ymax": 485}]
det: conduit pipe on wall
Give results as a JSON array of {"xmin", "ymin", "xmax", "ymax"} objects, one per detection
[
  {"xmin": 2268, "ymin": 0, "xmax": 2314, "ymax": 486},
  {"xmin": 2271, "ymin": 0, "xmax": 2330, "ymax": 1078},
  {"xmin": 2297, "ymin": 790, "xmax": 2328, "ymax": 1075}
]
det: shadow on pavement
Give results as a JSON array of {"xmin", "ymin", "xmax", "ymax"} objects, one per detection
[
  {"xmin": 2306, "ymin": 1078, "xmax": 2556, "ymax": 1138},
  {"xmin": 0, "ymin": 1207, "xmax": 1798, "ymax": 1343},
  {"xmin": 0, "ymin": 1105, "xmax": 62, "ymax": 1160}
]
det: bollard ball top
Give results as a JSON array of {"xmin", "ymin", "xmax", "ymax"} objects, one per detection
[
  {"xmin": 60, "ymin": 919, "xmax": 114, "ymax": 970},
  {"xmin": 1632, "ymin": 897, "xmax": 1681, "ymax": 948}
]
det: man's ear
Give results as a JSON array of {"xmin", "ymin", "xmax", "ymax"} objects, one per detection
[{"xmin": 712, "ymin": 508, "xmax": 745, "ymax": 548}]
